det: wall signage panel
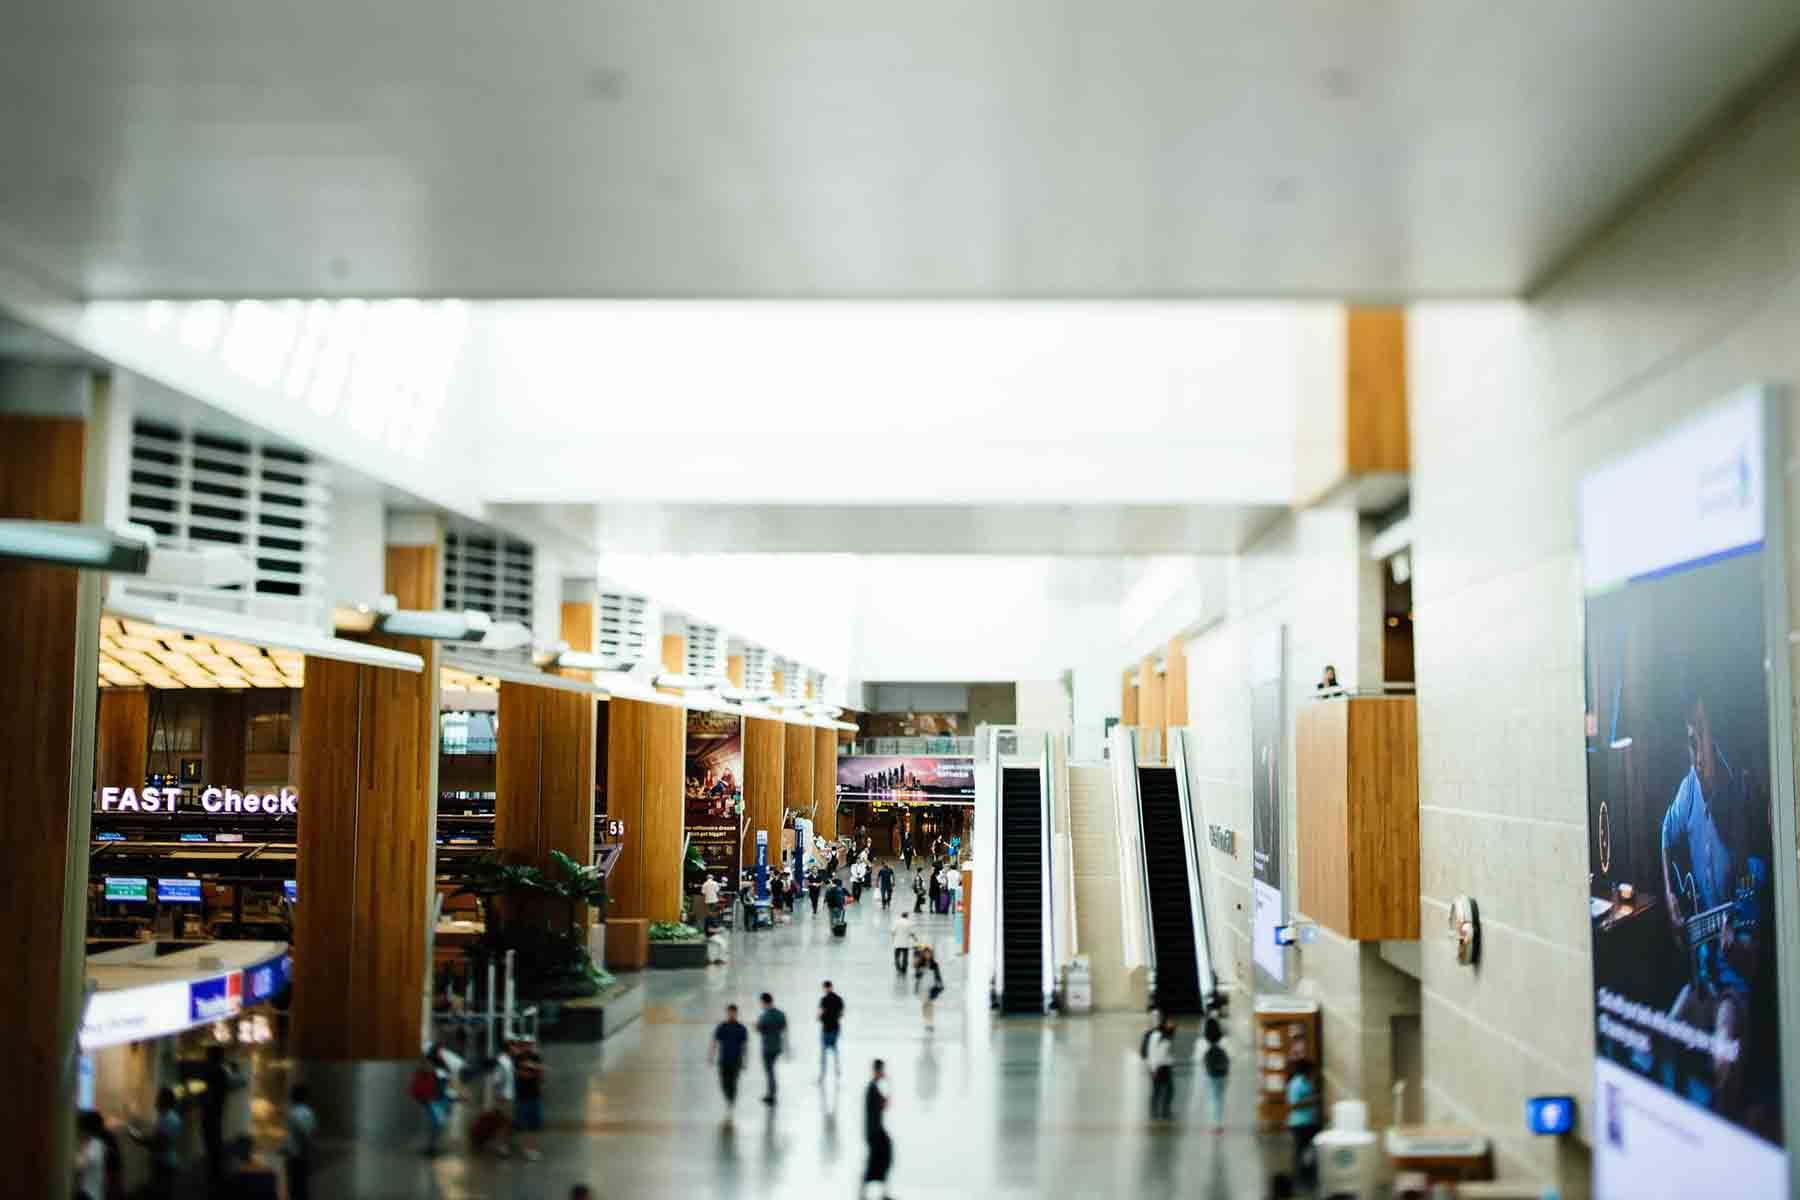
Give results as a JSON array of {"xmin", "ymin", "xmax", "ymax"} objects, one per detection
[
  {"xmin": 1250, "ymin": 628, "xmax": 1287, "ymax": 987},
  {"xmin": 95, "ymin": 786, "xmax": 299, "ymax": 816},
  {"xmin": 1580, "ymin": 389, "xmax": 1791, "ymax": 1198},
  {"xmin": 836, "ymin": 755, "xmax": 975, "ymax": 801}
]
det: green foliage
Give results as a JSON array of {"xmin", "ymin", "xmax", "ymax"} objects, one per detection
[
  {"xmin": 453, "ymin": 851, "xmax": 612, "ymax": 1000},
  {"xmin": 648, "ymin": 921, "xmax": 704, "ymax": 942},
  {"xmin": 684, "ymin": 843, "xmax": 708, "ymax": 876}
]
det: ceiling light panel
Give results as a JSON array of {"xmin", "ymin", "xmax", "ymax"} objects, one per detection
[{"xmin": 95, "ymin": 619, "xmax": 309, "ymax": 691}]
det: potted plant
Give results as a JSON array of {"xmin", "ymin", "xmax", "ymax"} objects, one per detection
[
  {"xmin": 646, "ymin": 920, "xmax": 707, "ymax": 969},
  {"xmin": 455, "ymin": 851, "xmax": 615, "ymax": 1000}
]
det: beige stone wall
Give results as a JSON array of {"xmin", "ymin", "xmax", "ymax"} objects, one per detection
[
  {"xmin": 1182, "ymin": 507, "xmax": 1419, "ymax": 1118},
  {"xmin": 1407, "ymin": 53, "xmax": 1800, "ymax": 1194}
]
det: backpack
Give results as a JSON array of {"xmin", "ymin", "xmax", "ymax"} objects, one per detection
[
  {"xmin": 1204, "ymin": 1044, "xmax": 1230, "ymax": 1078},
  {"xmin": 1139, "ymin": 1029, "xmax": 1154, "ymax": 1059},
  {"xmin": 409, "ymin": 1066, "xmax": 438, "ymax": 1103}
]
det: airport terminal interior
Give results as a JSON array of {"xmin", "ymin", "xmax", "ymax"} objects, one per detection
[{"xmin": 8, "ymin": 6, "xmax": 1800, "ymax": 1199}]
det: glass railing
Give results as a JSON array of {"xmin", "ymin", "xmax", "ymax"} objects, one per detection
[{"xmin": 843, "ymin": 736, "xmax": 975, "ymax": 756}]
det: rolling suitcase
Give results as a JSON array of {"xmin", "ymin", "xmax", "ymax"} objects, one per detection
[
  {"xmin": 832, "ymin": 914, "xmax": 848, "ymax": 938},
  {"xmin": 469, "ymin": 1107, "xmax": 508, "ymax": 1151}
]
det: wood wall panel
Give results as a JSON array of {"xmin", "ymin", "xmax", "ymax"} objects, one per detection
[
  {"xmin": 1296, "ymin": 700, "xmax": 1351, "ymax": 936},
  {"xmin": 606, "ymin": 699, "xmax": 649, "ymax": 919},
  {"xmin": 541, "ymin": 691, "xmax": 597, "ymax": 873},
  {"xmin": 95, "ymin": 689, "xmax": 148, "ymax": 789},
  {"xmin": 1347, "ymin": 697, "xmax": 1419, "ymax": 939},
  {"xmin": 1296, "ymin": 696, "xmax": 1418, "ymax": 941},
  {"xmin": 743, "ymin": 718, "xmax": 786, "ymax": 870},
  {"xmin": 1121, "ymin": 670, "xmax": 1139, "ymax": 726},
  {"xmin": 208, "ymin": 691, "xmax": 248, "ymax": 787},
  {"xmin": 0, "ymin": 414, "xmax": 93, "ymax": 1195},
  {"xmin": 1164, "ymin": 637, "xmax": 1189, "ymax": 728},
  {"xmin": 661, "ymin": 633, "xmax": 685, "ymax": 674},
  {"xmin": 784, "ymin": 722, "xmax": 814, "ymax": 825},
  {"xmin": 813, "ymin": 728, "xmax": 838, "ymax": 841},
  {"xmin": 1345, "ymin": 307, "xmax": 1409, "ymax": 475},
  {"xmin": 561, "ymin": 602, "xmax": 595, "ymax": 653},
  {"xmin": 642, "ymin": 703, "xmax": 686, "ymax": 922},
  {"xmin": 726, "ymin": 655, "xmax": 745, "ymax": 687}
]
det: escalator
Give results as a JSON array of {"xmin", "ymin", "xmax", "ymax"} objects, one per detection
[
  {"xmin": 1138, "ymin": 765, "xmax": 1204, "ymax": 1014},
  {"xmin": 999, "ymin": 766, "xmax": 1045, "ymax": 1013}
]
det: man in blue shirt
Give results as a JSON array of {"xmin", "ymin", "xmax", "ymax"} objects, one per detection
[
  {"xmin": 709, "ymin": 1003, "xmax": 750, "ymax": 1117},
  {"xmin": 1659, "ymin": 699, "xmax": 1762, "ymax": 1112}
]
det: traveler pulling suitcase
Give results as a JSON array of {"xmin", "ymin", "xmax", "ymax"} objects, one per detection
[{"xmin": 832, "ymin": 913, "xmax": 848, "ymax": 938}]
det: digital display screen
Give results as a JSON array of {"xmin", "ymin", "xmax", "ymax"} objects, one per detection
[
  {"xmin": 179, "ymin": 833, "xmax": 208, "ymax": 843},
  {"xmin": 157, "ymin": 878, "xmax": 202, "ymax": 904},
  {"xmin": 104, "ymin": 877, "xmax": 149, "ymax": 902},
  {"xmin": 96, "ymin": 831, "xmax": 126, "ymax": 842},
  {"xmin": 283, "ymin": 880, "xmax": 297, "ymax": 903}
]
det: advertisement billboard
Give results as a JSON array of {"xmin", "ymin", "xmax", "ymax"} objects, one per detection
[
  {"xmin": 1251, "ymin": 628, "xmax": 1286, "ymax": 986},
  {"xmin": 1581, "ymin": 391, "xmax": 1791, "ymax": 1197},
  {"xmin": 836, "ymin": 755, "xmax": 975, "ymax": 801},
  {"xmin": 685, "ymin": 708, "xmax": 743, "ymax": 881}
]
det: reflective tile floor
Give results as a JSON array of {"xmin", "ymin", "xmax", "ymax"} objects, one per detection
[{"xmin": 310, "ymin": 894, "xmax": 1287, "ymax": 1198}]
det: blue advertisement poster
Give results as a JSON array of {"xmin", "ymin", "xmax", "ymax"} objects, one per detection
[{"xmin": 1581, "ymin": 391, "xmax": 1789, "ymax": 1198}]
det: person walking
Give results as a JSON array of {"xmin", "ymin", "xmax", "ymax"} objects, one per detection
[
  {"xmin": 283, "ymin": 1085, "xmax": 317, "ymax": 1200},
  {"xmin": 511, "ymin": 1038, "xmax": 546, "ymax": 1161},
  {"xmin": 198, "ymin": 1044, "xmax": 244, "ymax": 1184},
  {"xmin": 808, "ymin": 867, "xmax": 823, "ymax": 914},
  {"xmin": 132, "ymin": 1087, "xmax": 184, "ymax": 1199},
  {"xmin": 877, "ymin": 862, "xmax": 895, "ymax": 908},
  {"xmin": 919, "ymin": 947, "xmax": 944, "ymax": 1032},
  {"xmin": 912, "ymin": 872, "xmax": 927, "ymax": 914},
  {"xmin": 419, "ymin": 1042, "xmax": 463, "ymax": 1156},
  {"xmin": 927, "ymin": 865, "xmax": 942, "ymax": 914},
  {"xmin": 1286, "ymin": 1058, "xmax": 1322, "ymax": 1188},
  {"xmin": 701, "ymin": 873, "xmax": 722, "ymax": 922},
  {"xmin": 709, "ymin": 1003, "xmax": 750, "ymax": 1119},
  {"xmin": 826, "ymin": 877, "xmax": 848, "ymax": 926},
  {"xmin": 1201, "ymin": 1017, "xmax": 1230, "ymax": 1132},
  {"xmin": 818, "ymin": 980, "xmax": 846, "ymax": 1081},
  {"xmin": 75, "ymin": 1111, "xmax": 110, "ymax": 1200},
  {"xmin": 850, "ymin": 859, "xmax": 867, "ymax": 903},
  {"xmin": 1146, "ymin": 1014, "xmax": 1177, "ymax": 1120},
  {"xmin": 756, "ymin": 993, "xmax": 788, "ymax": 1104},
  {"xmin": 861, "ymin": 1059, "xmax": 895, "ymax": 1200},
  {"xmin": 890, "ymin": 911, "xmax": 915, "ymax": 975}
]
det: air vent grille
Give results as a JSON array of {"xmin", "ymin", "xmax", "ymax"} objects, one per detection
[
  {"xmin": 598, "ymin": 592, "xmax": 650, "ymax": 665},
  {"xmin": 119, "ymin": 419, "xmax": 330, "ymax": 626},
  {"xmin": 685, "ymin": 622, "xmax": 725, "ymax": 683},
  {"xmin": 444, "ymin": 530, "xmax": 534, "ymax": 627}
]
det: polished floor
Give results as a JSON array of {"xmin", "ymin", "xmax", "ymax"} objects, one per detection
[{"xmin": 310, "ymin": 889, "xmax": 1286, "ymax": 1198}]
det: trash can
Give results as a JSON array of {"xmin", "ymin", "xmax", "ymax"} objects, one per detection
[
  {"xmin": 1315, "ymin": 1101, "xmax": 1381, "ymax": 1199},
  {"xmin": 1062, "ymin": 956, "xmax": 1093, "ymax": 1013}
]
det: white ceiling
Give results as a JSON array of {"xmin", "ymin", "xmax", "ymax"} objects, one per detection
[{"xmin": 1, "ymin": 1, "xmax": 1795, "ymax": 300}]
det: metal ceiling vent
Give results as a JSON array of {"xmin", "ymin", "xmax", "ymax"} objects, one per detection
[
  {"xmin": 444, "ymin": 528, "xmax": 535, "ymax": 629},
  {"xmin": 684, "ymin": 622, "xmax": 726, "ymax": 684},
  {"xmin": 742, "ymin": 645, "xmax": 774, "ymax": 695},
  {"xmin": 597, "ymin": 591, "xmax": 651, "ymax": 667},
  {"xmin": 120, "ymin": 419, "xmax": 330, "ymax": 627},
  {"xmin": 784, "ymin": 663, "xmax": 808, "ymax": 700}
]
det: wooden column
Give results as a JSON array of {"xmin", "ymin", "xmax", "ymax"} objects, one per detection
[
  {"xmin": 1137, "ymin": 656, "xmax": 1165, "ymax": 736},
  {"xmin": 496, "ymin": 685, "xmax": 596, "ymax": 871},
  {"xmin": 559, "ymin": 595, "xmax": 596, "ymax": 681},
  {"xmin": 0, "ymin": 405, "xmax": 100, "ymax": 1198},
  {"xmin": 208, "ymin": 690, "xmax": 249, "ymax": 787},
  {"xmin": 743, "ymin": 717, "xmax": 786, "ymax": 869},
  {"xmin": 812, "ymin": 727, "xmax": 838, "ymax": 841},
  {"xmin": 726, "ymin": 655, "xmax": 745, "ymax": 688},
  {"xmin": 1296, "ymin": 305, "xmax": 1410, "ymax": 504},
  {"xmin": 1164, "ymin": 637, "xmax": 1189, "ymax": 728},
  {"xmin": 1120, "ymin": 670, "xmax": 1139, "ymax": 726},
  {"xmin": 784, "ymin": 722, "xmax": 813, "ymax": 837},
  {"xmin": 642, "ymin": 703, "xmax": 686, "ymax": 922},
  {"xmin": 606, "ymin": 699, "xmax": 650, "ymax": 919},
  {"xmin": 292, "ymin": 542, "xmax": 440, "ymax": 1067},
  {"xmin": 95, "ymin": 689, "xmax": 149, "ymax": 789}
]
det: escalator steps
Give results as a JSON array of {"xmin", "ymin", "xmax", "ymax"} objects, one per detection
[
  {"xmin": 1138, "ymin": 767, "xmax": 1202, "ymax": 1014},
  {"xmin": 1000, "ymin": 767, "xmax": 1044, "ymax": 1014}
]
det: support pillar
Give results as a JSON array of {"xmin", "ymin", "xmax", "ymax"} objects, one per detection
[
  {"xmin": 0, "ymin": 375, "xmax": 105, "ymax": 1199},
  {"xmin": 95, "ymin": 689, "xmax": 149, "ymax": 790},
  {"xmin": 783, "ymin": 721, "xmax": 813, "ymax": 864},
  {"xmin": 813, "ymin": 726, "xmax": 838, "ymax": 842},
  {"xmin": 603, "ymin": 697, "xmax": 683, "ymax": 923},
  {"xmin": 744, "ymin": 717, "xmax": 786, "ymax": 871},
  {"xmin": 292, "ymin": 522, "xmax": 440, "ymax": 1138},
  {"xmin": 495, "ymin": 682, "xmax": 596, "ymax": 881}
]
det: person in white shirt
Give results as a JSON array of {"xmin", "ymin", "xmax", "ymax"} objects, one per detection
[
  {"xmin": 890, "ymin": 911, "xmax": 916, "ymax": 974},
  {"xmin": 1145, "ymin": 1015, "xmax": 1177, "ymax": 1120},
  {"xmin": 284, "ymin": 1086, "xmax": 318, "ymax": 1198},
  {"xmin": 492, "ymin": 1048, "xmax": 516, "ymax": 1156},
  {"xmin": 701, "ymin": 874, "xmax": 722, "ymax": 918},
  {"xmin": 75, "ymin": 1111, "xmax": 109, "ymax": 1200}
]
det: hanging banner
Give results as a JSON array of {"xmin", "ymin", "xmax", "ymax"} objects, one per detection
[
  {"xmin": 684, "ymin": 709, "xmax": 743, "ymax": 882},
  {"xmin": 1581, "ymin": 390, "xmax": 1789, "ymax": 1198},
  {"xmin": 1251, "ymin": 628, "xmax": 1287, "ymax": 986},
  {"xmin": 835, "ymin": 755, "xmax": 975, "ymax": 801}
]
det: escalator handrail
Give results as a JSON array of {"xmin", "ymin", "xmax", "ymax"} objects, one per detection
[
  {"xmin": 1166, "ymin": 729, "xmax": 1216, "ymax": 1004},
  {"xmin": 1108, "ymin": 725, "xmax": 1156, "ymax": 975},
  {"xmin": 1037, "ymin": 731, "xmax": 1054, "ymax": 1013}
]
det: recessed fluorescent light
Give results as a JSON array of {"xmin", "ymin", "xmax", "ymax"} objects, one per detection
[
  {"xmin": 0, "ymin": 520, "xmax": 154, "ymax": 573},
  {"xmin": 557, "ymin": 649, "xmax": 640, "ymax": 673},
  {"xmin": 144, "ymin": 544, "xmax": 255, "ymax": 589},
  {"xmin": 378, "ymin": 608, "xmax": 491, "ymax": 641},
  {"xmin": 653, "ymin": 672, "xmax": 709, "ymax": 691}
]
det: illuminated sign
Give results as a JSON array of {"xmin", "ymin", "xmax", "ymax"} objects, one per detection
[
  {"xmin": 79, "ymin": 981, "xmax": 191, "ymax": 1050},
  {"xmin": 283, "ymin": 880, "xmax": 297, "ymax": 902},
  {"xmin": 104, "ymin": 877, "xmax": 149, "ymax": 902},
  {"xmin": 189, "ymin": 972, "xmax": 243, "ymax": 1023},
  {"xmin": 94, "ymin": 786, "xmax": 298, "ymax": 816},
  {"xmin": 245, "ymin": 953, "xmax": 290, "ymax": 1004},
  {"xmin": 157, "ymin": 878, "xmax": 202, "ymax": 904}
]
